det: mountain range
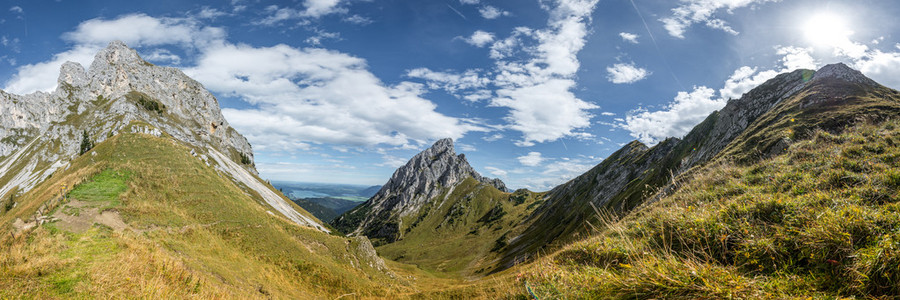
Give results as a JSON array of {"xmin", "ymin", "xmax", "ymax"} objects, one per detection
[{"xmin": 2, "ymin": 41, "xmax": 900, "ymax": 298}]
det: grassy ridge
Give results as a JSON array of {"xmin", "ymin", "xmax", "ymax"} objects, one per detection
[
  {"xmin": 0, "ymin": 128, "xmax": 408, "ymax": 298},
  {"xmin": 524, "ymin": 120, "xmax": 900, "ymax": 299}
]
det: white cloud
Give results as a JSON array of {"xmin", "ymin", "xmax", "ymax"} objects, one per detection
[
  {"xmin": 517, "ymin": 152, "xmax": 545, "ymax": 166},
  {"xmin": 62, "ymin": 14, "xmax": 225, "ymax": 48},
  {"xmin": 196, "ymin": 7, "xmax": 227, "ymax": 19},
  {"xmin": 719, "ymin": 66, "xmax": 778, "ymax": 100},
  {"xmin": 459, "ymin": 0, "xmax": 479, "ymax": 4},
  {"xmin": 777, "ymin": 46, "xmax": 817, "ymax": 71},
  {"xmin": 489, "ymin": 27, "xmax": 531, "ymax": 60},
  {"xmin": 606, "ymin": 63, "xmax": 650, "ymax": 84},
  {"xmin": 720, "ymin": 46, "xmax": 817, "ymax": 100},
  {"xmin": 344, "ymin": 14, "xmax": 372, "ymax": 25},
  {"xmin": 401, "ymin": 1, "xmax": 603, "ymax": 146},
  {"xmin": 458, "ymin": 143, "xmax": 477, "ymax": 152},
  {"xmin": 490, "ymin": 0, "xmax": 601, "ymax": 146},
  {"xmin": 660, "ymin": 0, "xmax": 780, "ymax": 38},
  {"xmin": 512, "ymin": 155, "xmax": 600, "ymax": 190},
  {"xmin": 9, "ymin": 6, "xmax": 22, "ymax": 14},
  {"xmin": 185, "ymin": 43, "xmax": 485, "ymax": 149},
  {"xmin": 619, "ymin": 32, "xmax": 639, "ymax": 44},
  {"xmin": 465, "ymin": 30, "xmax": 495, "ymax": 47},
  {"xmin": 6, "ymin": 14, "xmax": 225, "ymax": 94},
  {"xmin": 620, "ymin": 86, "xmax": 725, "ymax": 145},
  {"xmin": 406, "ymin": 68, "xmax": 489, "ymax": 95},
  {"xmin": 855, "ymin": 50, "xmax": 900, "ymax": 89},
  {"xmin": 482, "ymin": 133, "xmax": 504, "ymax": 142},
  {"xmin": 3, "ymin": 45, "xmax": 98, "ymax": 94},
  {"xmin": 302, "ymin": 0, "xmax": 347, "ymax": 18},
  {"xmin": 600, "ymin": 112, "xmax": 615, "ymax": 116},
  {"xmin": 255, "ymin": 1, "xmax": 348, "ymax": 26},
  {"xmin": 479, "ymin": 6, "xmax": 510, "ymax": 19},
  {"xmin": 484, "ymin": 166, "xmax": 508, "ymax": 177},
  {"xmin": 143, "ymin": 48, "xmax": 182, "ymax": 65},
  {"xmin": 377, "ymin": 155, "xmax": 408, "ymax": 168}
]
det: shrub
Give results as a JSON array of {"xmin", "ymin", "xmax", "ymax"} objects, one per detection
[{"xmin": 239, "ymin": 153, "xmax": 252, "ymax": 165}]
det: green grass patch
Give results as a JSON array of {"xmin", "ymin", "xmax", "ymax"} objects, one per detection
[{"xmin": 67, "ymin": 169, "xmax": 130, "ymax": 210}]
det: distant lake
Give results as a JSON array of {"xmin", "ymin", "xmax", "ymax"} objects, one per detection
[
  {"xmin": 289, "ymin": 190, "xmax": 329, "ymax": 199},
  {"xmin": 272, "ymin": 181, "xmax": 381, "ymax": 202}
]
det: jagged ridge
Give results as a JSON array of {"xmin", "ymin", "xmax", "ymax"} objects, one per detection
[{"xmin": 494, "ymin": 62, "xmax": 900, "ymax": 270}]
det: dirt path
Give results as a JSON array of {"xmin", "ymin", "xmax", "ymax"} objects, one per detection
[{"xmin": 52, "ymin": 199, "xmax": 128, "ymax": 233}]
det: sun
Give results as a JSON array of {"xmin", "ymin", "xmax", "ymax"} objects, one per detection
[{"xmin": 803, "ymin": 12, "xmax": 853, "ymax": 48}]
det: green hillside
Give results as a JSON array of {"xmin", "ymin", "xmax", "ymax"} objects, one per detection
[
  {"xmin": 523, "ymin": 117, "xmax": 900, "ymax": 299},
  {"xmin": 0, "ymin": 124, "xmax": 406, "ymax": 298}
]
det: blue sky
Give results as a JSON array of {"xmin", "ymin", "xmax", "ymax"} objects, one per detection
[{"xmin": 3, "ymin": 0, "xmax": 900, "ymax": 190}]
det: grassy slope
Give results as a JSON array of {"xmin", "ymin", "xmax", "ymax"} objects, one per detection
[
  {"xmin": 0, "ymin": 127, "xmax": 409, "ymax": 298},
  {"xmin": 376, "ymin": 178, "xmax": 544, "ymax": 278},
  {"xmin": 522, "ymin": 117, "xmax": 900, "ymax": 297}
]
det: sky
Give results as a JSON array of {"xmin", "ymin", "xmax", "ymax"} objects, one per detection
[{"xmin": 3, "ymin": 0, "xmax": 900, "ymax": 191}]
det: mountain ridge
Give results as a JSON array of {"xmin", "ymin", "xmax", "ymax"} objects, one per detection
[{"xmin": 0, "ymin": 41, "xmax": 326, "ymax": 231}]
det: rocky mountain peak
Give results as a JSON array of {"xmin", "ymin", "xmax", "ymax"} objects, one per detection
[
  {"xmin": 332, "ymin": 138, "xmax": 507, "ymax": 243},
  {"xmin": 812, "ymin": 62, "xmax": 877, "ymax": 85},
  {"xmin": 58, "ymin": 61, "xmax": 88, "ymax": 87},
  {"xmin": 90, "ymin": 40, "xmax": 146, "ymax": 70}
]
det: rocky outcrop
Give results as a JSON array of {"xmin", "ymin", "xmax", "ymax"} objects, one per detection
[
  {"xmin": 0, "ymin": 41, "xmax": 326, "ymax": 232},
  {"xmin": 331, "ymin": 138, "xmax": 506, "ymax": 244}
]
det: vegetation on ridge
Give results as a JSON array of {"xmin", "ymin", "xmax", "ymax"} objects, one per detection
[{"xmin": 523, "ymin": 119, "xmax": 900, "ymax": 299}]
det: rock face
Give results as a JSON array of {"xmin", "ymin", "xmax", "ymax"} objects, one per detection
[
  {"xmin": 331, "ymin": 138, "xmax": 507, "ymax": 244},
  {"xmin": 0, "ymin": 41, "xmax": 326, "ymax": 231}
]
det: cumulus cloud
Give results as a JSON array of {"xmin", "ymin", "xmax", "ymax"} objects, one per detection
[
  {"xmin": 719, "ymin": 66, "xmax": 779, "ymax": 100},
  {"xmin": 619, "ymin": 32, "xmax": 639, "ymax": 44},
  {"xmin": 660, "ymin": 0, "xmax": 780, "ymax": 38},
  {"xmin": 778, "ymin": 46, "xmax": 817, "ymax": 71},
  {"xmin": 143, "ymin": 48, "xmax": 182, "ymax": 65},
  {"xmin": 606, "ymin": 63, "xmax": 650, "ymax": 84},
  {"xmin": 620, "ymin": 86, "xmax": 724, "ymax": 145},
  {"xmin": 479, "ymin": 6, "xmax": 510, "ymax": 19},
  {"xmin": 185, "ymin": 43, "xmax": 485, "ymax": 149},
  {"xmin": 490, "ymin": 0, "xmax": 601, "ymax": 146},
  {"xmin": 465, "ymin": 30, "xmax": 495, "ymax": 47},
  {"xmin": 5, "ymin": 13, "xmax": 225, "ymax": 94},
  {"xmin": 62, "ymin": 13, "xmax": 225, "ymax": 48},
  {"xmin": 855, "ymin": 50, "xmax": 900, "ymax": 89},
  {"xmin": 7, "ymin": 13, "xmax": 483, "ymax": 151},
  {"xmin": 459, "ymin": 0, "xmax": 479, "ymax": 4},
  {"xmin": 408, "ymin": 0, "xmax": 600, "ymax": 147},
  {"xmin": 517, "ymin": 152, "xmax": 545, "ymax": 166},
  {"xmin": 720, "ymin": 46, "xmax": 817, "ymax": 100},
  {"xmin": 3, "ymin": 45, "xmax": 98, "ymax": 94}
]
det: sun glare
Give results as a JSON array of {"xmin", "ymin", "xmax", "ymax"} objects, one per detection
[{"xmin": 804, "ymin": 12, "xmax": 853, "ymax": 47}]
